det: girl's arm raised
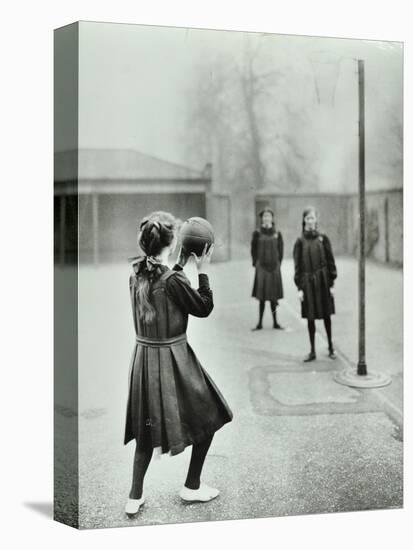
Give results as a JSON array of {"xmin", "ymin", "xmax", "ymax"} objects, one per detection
[{"xmin": 167, "ymin": 270, "xmax": 213, "ymax": 318}]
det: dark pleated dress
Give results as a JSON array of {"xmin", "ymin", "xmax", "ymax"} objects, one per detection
[
  {"xmin": 124, "ymin": 263, "xmax": 233, "ymax": 456},
  {"xmin": 251, "ymin": 226, "xmax": 284, "ymax": 302},
  {"xmin": 293, "ymin": 231, "xmax": 337, "ymax": 320}
]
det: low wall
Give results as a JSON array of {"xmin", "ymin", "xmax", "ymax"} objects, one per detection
[
  {"xmin": 248, "ymin": 189, "xmax": 402, "ymax": 265},
  {"xmin": 347, "ymin": 189, "xmax": 403, "ymax": 266}
]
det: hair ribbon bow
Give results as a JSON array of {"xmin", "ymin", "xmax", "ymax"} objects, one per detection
[{"xmin": 129, "ymin": 255, "xmax": 163, "ymax": 275}]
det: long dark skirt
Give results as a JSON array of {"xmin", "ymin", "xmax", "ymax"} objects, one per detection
[
  {"xmin": 124, "ymin": 338, "xmax": 233, "ymax": 456},
  {"xmin": 252, "ymin": 263, "xmax": 284, "ymax": 302},
  {"xmin": 301, "ymin": 268, "xmax": 335, "ymax": 320}
]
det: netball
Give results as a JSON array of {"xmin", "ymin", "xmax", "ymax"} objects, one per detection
[{"xmin": 180, "ymin": 217, "xmax": 215, "ymax": 256}]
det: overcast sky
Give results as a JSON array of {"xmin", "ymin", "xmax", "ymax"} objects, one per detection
[{"xmin": 66, "ymin": 21, "xmax": 402, "ymax": 175}]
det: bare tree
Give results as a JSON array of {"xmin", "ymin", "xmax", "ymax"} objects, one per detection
[
  {"xmin": 185, "ymin": 37, "xmax": 325, "ymax": 194},
  {"xmin": 238, "ymin": 38, "xmax": 267, "ymax": 189}
]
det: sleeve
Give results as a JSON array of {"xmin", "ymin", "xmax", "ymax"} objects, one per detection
[
  {"xmin": 251, "ymin": 230, "xmax": 259, "ymax": 267},
  {"xmin": 166, "ymin": 270, "xmax": 214, "ymax": 318},
  {"xmin": 278, "ymin": 232, "xmax": 284, "ymax": 264},
  {"xmin": 293, "ymin": 238, "xmax": 304, "ymax": 290},
  {"xmin": 322, "ymin": 235, "xmax": 337, "ymax": 286}
]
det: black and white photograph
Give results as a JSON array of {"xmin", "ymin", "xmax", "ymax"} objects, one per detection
[{"xmin": 53, "ymin": 20, "xmax": 404, "ymax": 530}]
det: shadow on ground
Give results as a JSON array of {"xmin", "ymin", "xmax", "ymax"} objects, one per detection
[{"xmin": 23, "ymin": 502, "xmax": 53, "ymax": 519}]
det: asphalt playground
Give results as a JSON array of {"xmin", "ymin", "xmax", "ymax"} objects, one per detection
[{"xmin": 55, "ymin": 256, "xmax": 403, "ymax": 529}]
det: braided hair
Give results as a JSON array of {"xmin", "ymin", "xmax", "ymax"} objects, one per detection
[{"xmin": 134, "ymin": 211, "xmax": 177, "ymax": 323}]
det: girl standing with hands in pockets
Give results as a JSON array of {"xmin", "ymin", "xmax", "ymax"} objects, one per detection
[
  {"xmin": 293, "ymin": 206, "xmax": 338, "ymax": 362},
  {"xmin": 124, "ymin": 211, "xmax": 233, "ymax": 517}
]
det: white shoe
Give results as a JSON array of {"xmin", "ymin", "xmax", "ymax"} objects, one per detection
[
  {"xmin": 125, "ymin": 495, "xmax": 145, "ymax": 517},
  {"xmin": 179, "ymin": 483, "xmax": 220, "ymax": 503}
]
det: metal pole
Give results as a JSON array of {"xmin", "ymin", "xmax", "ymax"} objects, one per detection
[
  {"xmin": 357, "ymin": 60, "xmax": 367, "ymax": 376},
  {"xmin": 384, "ymin": 197, "xmax": 390, "ymax": 263},
  {"xmin": 59, "ymin": 195, "xmax": 66, "ymax": 266},
  {"xmin": 92, "ymin": 193, "xmax": 99, "ymax": 266},
  {"xmin": 335, "ymin": 59, "xmax": 391, "ymax": 388}
]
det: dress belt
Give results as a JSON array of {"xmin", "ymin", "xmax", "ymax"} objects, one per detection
[{"xmin": 135, "ymin": 333, "xmax": 187, "ymax": 347}]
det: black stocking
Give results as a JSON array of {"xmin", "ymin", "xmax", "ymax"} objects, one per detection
[
  {"xmin": 257, "ymin": 301, "xmax": 265, "ymax": 327},
  {"xmin": 129, "ymin": 444, "xmax": 153, "ymax": 499},
  {"xmin": 307, "ymin": 320, "xmax": 316, "ymax": 353},
  {"xmin": 323, "ymin": 316, "xmax": 333, "ymax": 351},
  {"xmin": 184, "ymin": 435, "xmax": 214, "ymax": 490},
  {"xmin": 270, "ymin": 300, "xmax": 278, "ymax": 327}
]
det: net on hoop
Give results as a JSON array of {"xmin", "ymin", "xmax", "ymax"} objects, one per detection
[{"xmin": 308, "ymin": 51, "xmax": 342, "ymax": 106}]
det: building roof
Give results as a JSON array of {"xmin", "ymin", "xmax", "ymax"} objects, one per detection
[{"xmin": 54, "ymin": 149, "xmax": 206, "ymax": 181}]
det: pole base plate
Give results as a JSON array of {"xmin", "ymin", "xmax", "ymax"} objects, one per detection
[{"xmin": 334, "ymin": 369, "xmax": 392, "ymax": 388}]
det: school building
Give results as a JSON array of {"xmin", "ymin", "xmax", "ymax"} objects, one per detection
[{"xmin": 54, "ymin": 149, "xmax": 231, "ymax": 264}]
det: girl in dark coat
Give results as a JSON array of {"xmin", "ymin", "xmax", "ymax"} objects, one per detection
[
  {"xmin": 124, "ymin": 211, "xmax": 233, "ymax": 516},
  {"xmin": 293, "ymin": 206, "xmax": 337, "ymax": 362},
  {"xmin": 251, "ymin": 208, "xmax": 284, "ymax": 330}
]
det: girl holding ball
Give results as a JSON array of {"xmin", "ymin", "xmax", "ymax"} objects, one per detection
[
  {"xmin": 124, "ymin": 211, "xmax": 233, "ymax": 517},
  {"xmin": 293, "ymin": 206, "xmax": 337, "ymax": 362}
]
